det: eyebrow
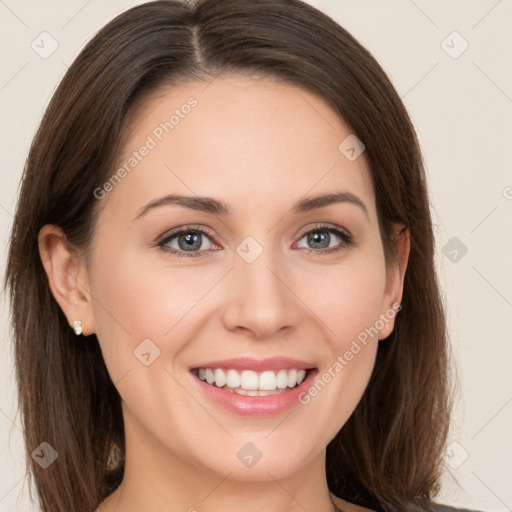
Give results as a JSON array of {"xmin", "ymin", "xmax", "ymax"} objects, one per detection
[{"xmin": 133, "ymin": 191, "xmax": 369, "ymax": 220}]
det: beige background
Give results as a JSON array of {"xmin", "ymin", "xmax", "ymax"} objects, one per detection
[{"xmin": 1, "ymin": 0, "xmax": 511, "ymax": 510}]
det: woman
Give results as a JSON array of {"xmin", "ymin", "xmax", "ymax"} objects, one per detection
[{"xmin": 4, "ymin": 0, "xmax": 477, "ymax": 511}]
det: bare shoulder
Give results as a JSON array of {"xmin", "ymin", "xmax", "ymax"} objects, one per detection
[{"xmin": 331, "ymin": 493, "xmax": 375, "ymax": 512}]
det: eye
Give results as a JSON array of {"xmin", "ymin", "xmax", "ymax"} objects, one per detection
[
  {"xmin": 158, "ymin": 226, "xmax": 218, "ymax": 258},
  {"xmin": 157, "ymin": 223, "xmax": 354, "ymax": 259},
  {"xmin": 294, "ymin": 224, "xmax": 353, "ymax": 254}
]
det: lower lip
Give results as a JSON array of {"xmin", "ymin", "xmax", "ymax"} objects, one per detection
[{"xmin": 190, "ymin": 369, "xmax": 318, "ymax": 417}]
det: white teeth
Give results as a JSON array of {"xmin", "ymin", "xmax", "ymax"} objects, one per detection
[
  {"xmin": 240, "ymin": 370, "xmax": 259, "ymax": 390},
  {"xmin": 287, "ymin": 369, "xmax": 297, "ymax": 388},
  {"xmin": 276, "ymin": 369, "xmax": 289, "ymax": 389},
  {"xmin": 194, "ymin": 367, "xmax": 311, "ymax": 392},
  {"xmin": 258, "ymin": 371, "xmax": 276, "ymax": 390},
  {"xmin": 214, "ymin": 369, "xmax": 226, "ymax": 388},
  {"xmin": 205, "ymin": 369, "xmax": 215, "ymax": 385},
  {"xmin": 225, "ymin": 369, "xmax": 241, "ymax": 388}
]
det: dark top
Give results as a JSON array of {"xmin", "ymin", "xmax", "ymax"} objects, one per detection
[
  {"xmin": 432, "ymin": 506, "xmax": 485, "ymax": 512},
  {"xmin": 333, "ymin": 491, "xmax": 485, "ymax": 511},
  {"xmin": 343, "ymin": 500, "xmax": 485, "ymax": 512},
  {"xmin": 330, "ymin": 474, "xmax": 485, "ymax": 512}
]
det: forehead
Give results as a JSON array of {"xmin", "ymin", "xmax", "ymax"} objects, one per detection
[{"xmin": 102, "ymin": 74, "xmax": 376, "ymax": 222}]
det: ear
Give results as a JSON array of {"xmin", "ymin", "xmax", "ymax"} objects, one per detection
[
  {"xmin": 38, "ymin": 224, "xmax": 95, "ymax": 336},
  {"xmin": 377, "ymin": 223, "xmax": 410, "ymax": 340}
]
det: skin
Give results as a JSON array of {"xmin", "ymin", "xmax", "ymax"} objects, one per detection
[{"xmin": 39, "ymin": 74, "xmax": 410, "ymax": 512}]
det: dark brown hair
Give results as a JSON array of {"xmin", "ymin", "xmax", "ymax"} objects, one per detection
[{"xmin": 4, "ymin": 0, "xmax": 455, "ymax": 510}]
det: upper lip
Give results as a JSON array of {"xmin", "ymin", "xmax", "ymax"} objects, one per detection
[{"xmin": 190, "ymin": 356, "xmax": 316, "ymax": 372}]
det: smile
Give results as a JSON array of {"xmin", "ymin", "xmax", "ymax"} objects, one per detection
[
  {"xmin": 191, "ymin": 367, "xmax": 310, "ymax": 396},
  {"xmin": 189, "ymin": 366, "xmax": 318, "ymax": 416}
]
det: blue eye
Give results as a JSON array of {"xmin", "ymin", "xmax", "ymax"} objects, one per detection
[
  {"xmin": 158, "ymin": 227, "xmax": 217, "ymax": 258},
  {"xmin": 157, "ymin": 223, "xmax": 353, "ymax": 258},
  {"xmin": 294, "ymin": 225, "xmax": 353, "ymax": 254}
]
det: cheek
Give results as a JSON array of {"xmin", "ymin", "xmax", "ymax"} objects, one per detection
[
  {"xmin": 88, "ymin": 239, "xmax": 225, "ymax": 376},
  {"xmin": 300, "ymin": 253, "xmax": 385, "ymax": 404},
  {"xmin": 297, "ymin": 263, "xmax": 385, "ymax": 432},
  {"xmin": 301, "ymin": 252, "xmax": 386, "ymax": 346}
]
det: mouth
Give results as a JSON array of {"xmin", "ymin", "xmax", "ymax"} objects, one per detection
[
  {"xmin": 190, "ymin": 367, "xmax": 316, "ymax": 397},
  {"xmin": 189, "ymin": 363, "xmax": 319, "ymax": 417}
]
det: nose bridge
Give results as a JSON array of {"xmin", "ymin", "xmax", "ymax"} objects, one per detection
[
  {"xmin": 237, "ymin": 237, "xmax": 289, "ymax": 309},
  {"xmin": 221, "ymin": 234, "xmax": 300, "ymax": 337}
]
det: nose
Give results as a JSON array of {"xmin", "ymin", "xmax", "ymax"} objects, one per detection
[{"xmin": 221, "ymin": 248, "xmax": 302, "ymax": 339}]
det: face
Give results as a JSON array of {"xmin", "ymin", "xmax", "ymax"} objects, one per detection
[{"xmin": 49, "ymin": 75, "xmax": 407, "ymax": 482}]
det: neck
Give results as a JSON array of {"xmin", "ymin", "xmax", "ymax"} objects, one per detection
[{"xmin": 101, "ymin": 407, "xmax": 339, "ymax": 512}]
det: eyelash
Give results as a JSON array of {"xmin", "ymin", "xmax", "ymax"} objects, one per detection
[{"xmin": 157, "ymin": 223, "xmax": 354, "ymax": 258}]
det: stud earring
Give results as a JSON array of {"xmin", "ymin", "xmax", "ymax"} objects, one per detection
[{"xmin": 72, "ymin": 320, "xmax": 83, "ymax": 336}]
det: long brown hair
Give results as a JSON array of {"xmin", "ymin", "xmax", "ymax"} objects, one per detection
[{"xmin": 4, "ymin": 1, "xmax": 455, "ymax": 510}]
